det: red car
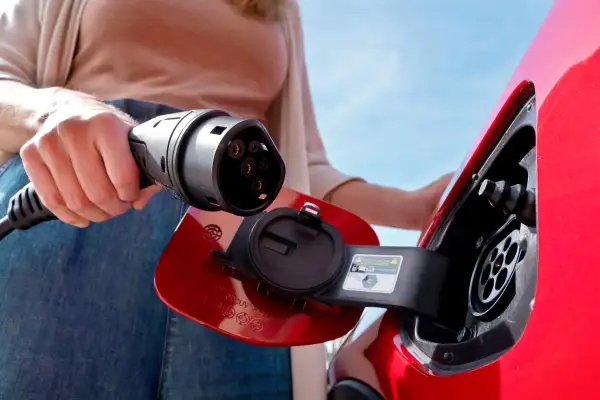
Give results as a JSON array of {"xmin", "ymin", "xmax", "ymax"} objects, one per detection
[{"xmin": 327, "ymin": 0, "xmax": 600, "ymax": 398}]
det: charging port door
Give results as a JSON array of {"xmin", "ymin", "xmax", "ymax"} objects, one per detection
[{"xmin": 400, "ymin": 94, "xmax": 538, "ymax": 375}]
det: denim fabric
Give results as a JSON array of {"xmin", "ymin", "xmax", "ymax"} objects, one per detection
[{"xmin": 0, "ymin": 156, "xmax": 292, "ymax": 399}]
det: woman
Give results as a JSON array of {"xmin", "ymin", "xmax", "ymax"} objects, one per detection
[{"xmin": 0, "ymin": 0, "xmax": 451, "ymax": 398}]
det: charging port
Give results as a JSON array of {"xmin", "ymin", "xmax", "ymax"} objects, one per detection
[{"xmin": 399, "ymin": 92, "xmax": 538, "ymax": 375}]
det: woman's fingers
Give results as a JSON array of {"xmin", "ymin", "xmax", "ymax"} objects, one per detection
[
  {"xmin": 92, "ymin": 113, "xmax": 142, "ymax": 203},
  {"xmin": 37, "ymin": 128, "xmax": 111, "ymax": 223},
  {"xmin": 132, "ymin": 185, "xmax": 162, "ymax": 210},
  {"xmin": 20, "ymin": 140, "xmax": 89, "ymax": 228},
  {"xmin": 19, "ymin": 103, "xmax": 153, "ymax": 229},
  {"xmin": 57, "ymin": 117, "xmax": 132, "ymax": 218}
]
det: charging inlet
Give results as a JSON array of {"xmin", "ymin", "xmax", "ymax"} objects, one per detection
[{"xmin": 399, "ymin": 93, "xmax": 538, "ymax": 376}]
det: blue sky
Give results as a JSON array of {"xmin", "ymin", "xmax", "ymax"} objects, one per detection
[{"xmin": 300, "ymin": 0, "xmax": 554, "ymax": 246}]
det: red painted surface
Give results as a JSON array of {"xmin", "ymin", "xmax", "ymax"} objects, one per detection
[
  {"xmin": 154, "ymin": 186, "xmax": 379, "ymax": 346},
  {"xmin": 330, "ymin": 0, "xmax": 600, "ymax": 398}
]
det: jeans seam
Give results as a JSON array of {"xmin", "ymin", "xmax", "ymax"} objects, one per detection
[
  {"xmin": 155, "ymin": 200, "xmax": 187, "ymax": 399},
  {"xmin": 155, "ymin": 309, "xmax": 174, "ymax": 400},
  {"xmin": 178, "ymin": 200, "xmax": 187, "ymax": 219}
]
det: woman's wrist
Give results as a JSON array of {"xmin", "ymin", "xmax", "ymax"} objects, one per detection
[
  {"xmin": 0, "ymin": 83, "xmax": 97, "ymax": 153},
  {"xmin": 383, "ymin": 186, "xmax": 431, "ymax": 230},
  {"xmin": 42, "ymin": 88, "xmax": 136, "ymax": 128}
]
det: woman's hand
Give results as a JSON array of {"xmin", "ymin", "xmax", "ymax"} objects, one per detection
[
  {"xmin": 19, "ymin": 97, "xmax": 161, "ymax": 228},
  {"xmin": 328, "ymin": 172, "xmax": 454, "ymax": 231},
  {"xmin": 410, "ymin": 172, "xmax": 454, "ymax": 230}
]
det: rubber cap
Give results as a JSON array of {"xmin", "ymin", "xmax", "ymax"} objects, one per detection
[{"xmin": 248, "ymin": 207, "xmax": 344, "ymax": 296}]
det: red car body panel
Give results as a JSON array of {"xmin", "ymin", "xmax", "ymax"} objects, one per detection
[{"xmin": 329, "ymin": 0, "xmax": 600, "ymax": 398}]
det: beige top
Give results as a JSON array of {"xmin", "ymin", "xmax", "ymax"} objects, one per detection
[
  {"xmin": 0, "ymin": 0, "xmax": 359, "ymax": 200},
  {"xmin": 66, "ymin": 0, "xmax": 289, "ymax": 123},
  {"xmin": 0, "ymin": 0, "xmax": 360, "ymax": 398}
]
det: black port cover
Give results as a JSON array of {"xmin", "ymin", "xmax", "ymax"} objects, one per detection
[
  {"xmin": 328, "ymin": 379, "xmax": 384, "ymax": 400},
  {"xmin": 247, "ymin": 207, "xmax": 344, "ymax": 296}
]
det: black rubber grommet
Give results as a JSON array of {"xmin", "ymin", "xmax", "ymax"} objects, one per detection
[
  {"xmin": 328, "ymin": 380, "xmax": 383, "ymax": 400},
  {"xmin": 247, "ymin": 208, "xmax": 344, "ymax": 296}
]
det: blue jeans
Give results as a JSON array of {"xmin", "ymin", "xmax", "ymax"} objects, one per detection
[{"xmin": 0, "ymin": 156, "xmax": 292, "ymax": 399}]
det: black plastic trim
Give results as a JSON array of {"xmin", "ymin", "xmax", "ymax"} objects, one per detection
[{"xmin": 328, "ymin": 379, "xmax": 384, "ymax": 400}]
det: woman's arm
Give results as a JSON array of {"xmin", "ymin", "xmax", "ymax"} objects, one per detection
[
  {"xmin": 0, "ymin": 2, "xmax": 156, "ymax": 225},
  {"xmin": 0, "ymin": 82, "xmax": 132, "ymax": 165},
  {"xmin": 0, "ymin": 0, "xmax": 39, "ymax": 162},
  {"xmin": 328, "ymin": 174, "xmax": 453, "ymax": 230},
  {"xmin": 0, "ymin": 1, "xmax": 100, "ymax": 163},
  {"xmin": 0, "ymin": 82, "xmax": 68, "ymax": 153}
]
